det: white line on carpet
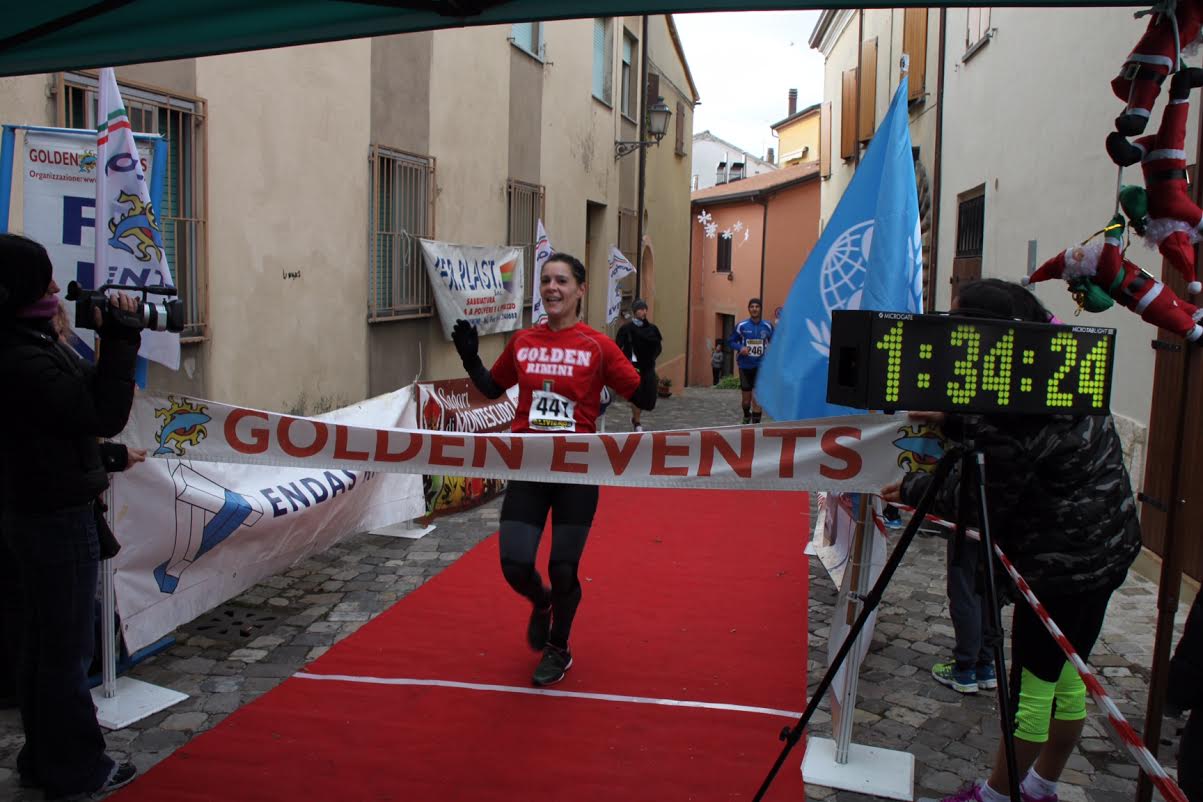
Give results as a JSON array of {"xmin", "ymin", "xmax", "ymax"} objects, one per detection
[{"xmin": 293, "ymin": 671, "xmax": 802, "ymax": 720}]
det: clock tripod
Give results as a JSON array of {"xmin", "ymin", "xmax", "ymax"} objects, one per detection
[{"xmin": 753, "ymin": 433, "xmax": 1025, "ymax": 802}]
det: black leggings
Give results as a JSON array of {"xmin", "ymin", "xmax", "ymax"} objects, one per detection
[{"xmin": 498, "ymin": 481, "xmax": 599, "ymax": 648}]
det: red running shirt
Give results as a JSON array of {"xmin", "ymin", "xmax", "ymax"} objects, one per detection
[{"xmin": 489, "ymin": 322, "xmax": 641, "ymax": 434}]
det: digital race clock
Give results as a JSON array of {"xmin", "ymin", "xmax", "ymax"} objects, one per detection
[{"xmin": 826, "ymin": 311, "xmax": 1117, "ymax": 415}]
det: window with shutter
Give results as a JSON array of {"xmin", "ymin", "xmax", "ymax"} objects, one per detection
[
  {"xmin": 716, "ymin": 236, "xmax": 732, "ymax": 273},
  {"xmin": 840, "ymin": 69, "xmax": 857, "ymax": 160},
  {"xmin": 820, "ymin": 101, "xmax": 832, "ymax": 177},
  {"xmin": 592, "ymin": 19, "xmax": 613, "ymax": 104},
  {"xmin": 675, "ymin": 101, "xmax": 687, "ymax": 156},
  {"xmin": 621, "ymin": 32, "xmax": 636, "ymax": 118},
  {"xmin": 858, "ymin": 38, "xmax": 877, "ymax": 144},
  {"xmin": 510, "ymin": 22, "xmax": 543, "ymax": 59},
  {"xmin": 903, "ymin": 9, "xmax": 928, "ymax": 101},
  {"xmin": 965, "ymin": 8, "xmax": 993, "ymax": 60}
]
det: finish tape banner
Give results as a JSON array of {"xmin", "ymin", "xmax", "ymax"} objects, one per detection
[{"xmin": 121, "ymin": 393, "xmax": 938, "ymax": 492}]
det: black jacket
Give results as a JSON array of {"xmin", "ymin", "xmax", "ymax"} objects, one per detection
[
  {"xmin": 0, "ymin": 321, "xmax": 139, "ymax": 514},
  {"xmin": 615, "ymin": 319, "xmax": 662, "ymax": 373},
  {"xmin": 900, "ymin": 413, "xmax": 1141, "ymax": 595}
]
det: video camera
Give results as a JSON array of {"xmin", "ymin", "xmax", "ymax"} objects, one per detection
[{"xmin": 66, "ymin": 281, "xmax": 185, "ymax": 334}]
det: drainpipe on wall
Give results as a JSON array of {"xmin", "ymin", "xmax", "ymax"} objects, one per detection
[
  {"xmin": 854, "ymin": 9, "xmax": 864, "ymax": 170},
  {"xmin": 758, "ymin": 197, "xmax": 768, "ymax": 306},
  {"xmin": 685, "ymin": 203, "xmax": 695, "ymax": 383},
  {"xmin": 929, "ymin": 8, "xmax": 947, "ymax": 309},
  {"xmin": 635, "ymin": 14, "xmax": 650, "ymax": 294}
]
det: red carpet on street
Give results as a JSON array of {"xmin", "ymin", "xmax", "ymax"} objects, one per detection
[{"xmin": 113, "ymin": 487, "xmax": 810, "ymax": 801}]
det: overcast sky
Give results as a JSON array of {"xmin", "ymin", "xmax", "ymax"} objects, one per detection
[{"xmin": 673, "ymin": 11, "xmax": 826, "ymax": 161}]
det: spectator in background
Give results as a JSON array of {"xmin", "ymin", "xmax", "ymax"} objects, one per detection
[
  {"xmin": 615, "ymin": 299, "xmax": 662, "ymax": 433},
  {"xmin": 711, "ymin": 339, "xmax": 724, "ymax": 386}
]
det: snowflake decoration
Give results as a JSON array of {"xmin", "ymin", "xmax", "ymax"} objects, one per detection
[
  {"xmin": 732, "ymin": 221, "xmax": 744, "ymax": 233},
  {"xmin": 704, "ymin": 222, "xmax": 718, "ymax": 239},
  {"xmin": 743, "ymin": 229, "xmax": 750, "ymax": 242},
  {"xmin": 697, "ymin": 210, "xmax": 713, "ymax": 226},
  {"xmin": 721, "ymin": 229, "xmax": 734, "ymax": 240}
]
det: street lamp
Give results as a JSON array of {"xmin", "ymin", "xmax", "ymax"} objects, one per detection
[{"xmin": 615, "ymin": 96, "xmax": 672, "ymax": 160}]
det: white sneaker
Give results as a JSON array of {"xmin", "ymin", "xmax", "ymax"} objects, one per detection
[{"xmin": 633, "ymin": 424, "xmax": 644, "ymax": 432}]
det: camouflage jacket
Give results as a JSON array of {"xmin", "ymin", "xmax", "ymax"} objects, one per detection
[{"xmin": 900, "ymin": 413, "xmax": 1141, "ymax": 594}]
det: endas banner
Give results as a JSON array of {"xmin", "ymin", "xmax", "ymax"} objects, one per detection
[
  {"xmin": 417, "ymin": 378, "xmax": 518, "ymax": 518},
  {"xmin": 117, "ymin": 391, "xmax": 944, "ymax": 493},
  {"xmin": 420, "ymin": 238, "xmax": 524, "ymax": 340},
  {"xmin": 110, "ymin": 388, "xmax": 426, "ymax": 652}
]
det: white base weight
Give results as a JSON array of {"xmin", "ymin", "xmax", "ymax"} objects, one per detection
[
  {"xmin": 802, "ymin": 737, "xmax": 914, "ymax": 801},
  {"xmin": 369, "ymin": 522, "xmax": 435, "ymax": 539},
  {"xmin": 92, "ymin": 677, "xmax": 188, "ymax": 730}
]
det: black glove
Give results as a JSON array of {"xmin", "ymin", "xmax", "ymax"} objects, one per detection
[
  {"xmin": 98, "ymin": 313, "xmax": 143, "ymax": 345},
  {"xmin": 452, "ymin": 319, "xmax": 479, "ymax": 364}
]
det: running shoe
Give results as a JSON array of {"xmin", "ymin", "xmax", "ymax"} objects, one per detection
[
  {"xmin": 931, "ymin": 660, "xmax": 978, "ymax": 693},
  {"xmin": 975, "ymin": 662, "xmax": 998, "ymax": 690},
  {"xmin": 923, "ymin": 783, "xmax": 984, "ymax": 802},
  {"xmin": 532, "ymin": 643, "xmax": 573, "ymax": 686},
  {"xmin": 47, "ymin": 762, "xmax": 138, "ymax": 800},
  {"xmin": 526, "ymin": 603, "xmax": 552, "ymax": 651}
]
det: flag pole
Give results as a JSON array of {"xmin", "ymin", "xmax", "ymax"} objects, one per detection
[{"xmin": 88, "ymin": 67, "xmax": 187, "ymax": 729}]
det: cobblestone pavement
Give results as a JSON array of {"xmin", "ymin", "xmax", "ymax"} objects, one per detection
[{"xmin": 0, "ymin": 387, "xmax": 1187, "ymax": 801}]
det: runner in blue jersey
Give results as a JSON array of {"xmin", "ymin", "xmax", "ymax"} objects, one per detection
[{"xmin": 727, "ymin": 297, "xmax": 773, "ymax": 424}]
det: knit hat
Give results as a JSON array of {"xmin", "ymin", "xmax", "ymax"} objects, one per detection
[
  {"xmin": 0, "ymin": 234, "xmax": 53, "ymax": 316},
  {"xmin": 632, "ymin": 298, "xmax": 648, "ymax": 311}
]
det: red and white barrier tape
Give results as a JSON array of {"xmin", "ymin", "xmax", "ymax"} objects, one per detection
[{"xmin": 887, "ymin": 505, "xmax": 1187, "ymax": 802}]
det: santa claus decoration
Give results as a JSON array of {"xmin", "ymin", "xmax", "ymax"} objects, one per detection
[
  {"xmin": 1107, "ymin": 67, "xmax": 1203, "ymax": 293},
  {"xmin": 1111, "ymin": 0, "xmax": 1203, "ymax": 136},
  {"xmin": 1025, "ymin": 215, "xmax": 1203, "ymax": 342}
]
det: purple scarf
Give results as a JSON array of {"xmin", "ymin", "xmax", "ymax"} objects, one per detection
[{"xmin": 15, "ymin": 295, "xmax": 59, "ymax": 320}]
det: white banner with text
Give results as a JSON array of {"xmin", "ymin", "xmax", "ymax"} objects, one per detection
[
  {"xmin": 420, "ymin": 238, "xmax": 524, "ymax": 339},
  {"xmin": 118, "ymin": 393, "xmax": 933, "ymax": 493}
]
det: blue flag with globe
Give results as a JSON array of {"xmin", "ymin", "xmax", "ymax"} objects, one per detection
[{"xmin": 756, "ymin": 76, "xmax": 924, "ymax": 420}]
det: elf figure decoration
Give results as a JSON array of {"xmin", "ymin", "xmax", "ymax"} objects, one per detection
[
  {"xmin": 1111, "ymin": 0, "xmax": 1203, "ymax": 136},
  {"xmin": 1107, "ymin": 67, "xmax": 1203, "ymax": 293},
  {"xmin": 1025, "ymin": 214, "xmax": 1203, "ymax": 342}
]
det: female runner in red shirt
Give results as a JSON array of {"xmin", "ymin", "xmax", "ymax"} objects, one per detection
[{"xmin": 452, "ymin": 252, "xmax": 654, "ymax": 686}]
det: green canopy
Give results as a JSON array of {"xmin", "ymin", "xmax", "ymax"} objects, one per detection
[{"xmin": 0, "ymin": 0, "xmax": 1144, "ymax": 78}]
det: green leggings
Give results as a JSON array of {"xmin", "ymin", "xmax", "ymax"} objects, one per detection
[{"xmin": 1014, "ymin": 661, "xmax": 1088, "ymax": 742}]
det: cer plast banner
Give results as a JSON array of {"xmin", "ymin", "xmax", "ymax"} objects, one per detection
[
  {"xmin": 420, "ymin": 238, "xmax": 524, "ymax": 339},
  {"xmin": 417, "ymin": 378, "xmax": 519, "ymax": 517},
  {"xmin": 110, "ymin": 387, "xmax": 426, "ymax": 652},
  {"xmin": 119, "ymin": 392, "xmax": 933, "ymax": 493}
]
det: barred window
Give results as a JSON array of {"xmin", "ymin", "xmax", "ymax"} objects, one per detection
[
  {"xmin": 62, "ymin": 72, "xmax": 208, "ymax": 340},
  {"xmin": 507, "ymin": 179, "xmax": 544, "ymax": 305},
  {"xmin": 369, "ymin": 145, "xmax": 436, "ymax": 320},
  {"xmin": 956, "ymin": 190, "xmax": 985, "ymax": 258}
]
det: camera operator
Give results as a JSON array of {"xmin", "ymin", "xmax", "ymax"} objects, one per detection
[
  {"xmin": 0, "ymin": 233, "xmax": 140, "ymax": 797},
  {"xmin": 881, "ymin": 279, "xmax": 1141, "ymax": 802}
]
